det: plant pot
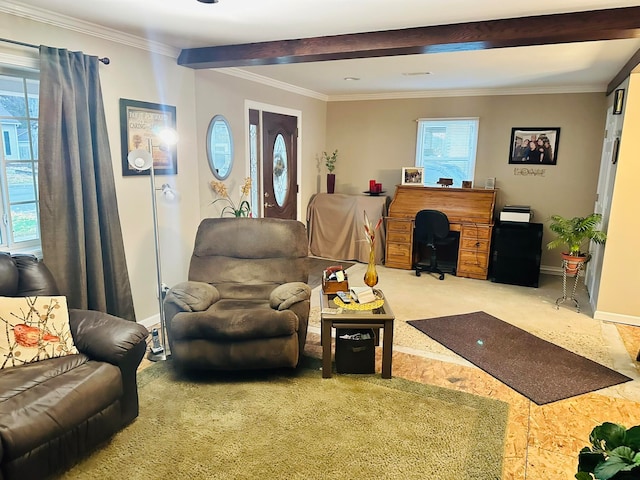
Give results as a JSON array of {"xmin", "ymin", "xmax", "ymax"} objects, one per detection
[
  {"xmin": 561, "ymin": 252, "xmax": 590, "ymax": 277},
  {"xmin": 327, "ymin": 173, "xmax": 336, "ymax": 194}
]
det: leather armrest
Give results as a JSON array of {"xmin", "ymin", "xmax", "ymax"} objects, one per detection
[
  {"xmin": 269, "ymin": 282, "xmax": 311, "ymax": 311},
  {"xmin": 69, "ymin": 309, "xmax": 149, "ymax": 365}
]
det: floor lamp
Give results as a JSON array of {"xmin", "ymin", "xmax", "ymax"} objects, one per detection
[{"xmin": 127, "ymin": 147, "xmax": 175, "ymax": 361}]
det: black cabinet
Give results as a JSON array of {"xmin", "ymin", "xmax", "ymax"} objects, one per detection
[{"xmin": 490, "ymin": 222, "xmax": 543, "ymax": 287}]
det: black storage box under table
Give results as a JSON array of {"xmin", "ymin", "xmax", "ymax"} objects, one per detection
[{"xmin": 335, "ymin": 329, "xmax": 376, "ymax": 374}]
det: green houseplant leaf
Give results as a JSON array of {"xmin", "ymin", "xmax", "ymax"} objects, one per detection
[
  {"xmin": 577, "ymin": 423, "xmax": 640, "ymax": 480},
  {"xmin": 594, "ymin": 454, "xmax": 633, "ymax": 480},
  {"xmin": 624, "ymin": 427, "xmax": 640, "ymax": 451},
  {"xmin": 591, "ymin": 423, "xmax": 627, "ymax": 450},
  {"xmin": 322, "ymin": 149, "xmax": 338, "ymax": 173},
  {"xmin": 547, "ymin": 213, "xmax": 607, "ymax": 256}
]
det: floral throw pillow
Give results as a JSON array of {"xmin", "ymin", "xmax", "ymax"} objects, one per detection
[{"xmin": 0, "ymin": 296, "xmax": 78, "ymax": 369}]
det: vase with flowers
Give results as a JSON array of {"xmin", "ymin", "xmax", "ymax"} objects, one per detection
[
  {"xmin": 322, "ymin": 149, "xmax": 338, "ymax": 194},
  {"xmin": 210, "ymin": 177, "xmax": 252, "ymax": 217},
  {"xmin": 363, "ymin": 211, "xmax": 383, "ymax": 287}
]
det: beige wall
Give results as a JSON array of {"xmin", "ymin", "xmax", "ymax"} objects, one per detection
[
  {"xmin": 2, "ymin": 13, "xmax": 202, "ymax": 323},
  {"xmin": 4, "ymin": 11, "xmax": 636, "ymax": 323},
  {"xmin": 193, "ymin": 70, "xmax": 327, "ymax": 222},
  {"xmin": 597, "ymin": 72, "xmax": 640, "ymax": 322},
  {"xmin": 326, "ymin": 93, "xmax": 607, "ymax": 268},
  {"xmin": 2, "ymin": 12, "xmax": 328, "ymax": 324}
]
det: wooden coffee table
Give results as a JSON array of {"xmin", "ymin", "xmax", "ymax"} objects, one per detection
[{"xmin": 320, "ymin": 291, "xmax": 395, "ymax": 378}]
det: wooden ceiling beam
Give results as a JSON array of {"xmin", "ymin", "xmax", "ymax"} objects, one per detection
[
  {"xmin": 178, "ymin": 7, "xmax": 640, "ymax": 69},
  {"xmin": 607, "ymin": 47, "xmax": 640, "ymax": 95}
]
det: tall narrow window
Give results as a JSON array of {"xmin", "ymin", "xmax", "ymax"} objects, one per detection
[
  {"xmin": 415, "ymin": 118, "xmax": 479, "ymax": 187},
  {"xmin": 0, "ymin": 66, "xmax": 40, "ymax": 250},
  {"xmin": 249, "ymin": 109, "xmax": 260, "ymax": 217}
]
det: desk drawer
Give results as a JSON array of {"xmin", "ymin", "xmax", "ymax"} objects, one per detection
[
  {"xmin": 387, "ymin": 241, "xmax": 412, "ymax": 259},
  {"xmin": 386, "ymin": 242, "xmax": 412, "ymax": 269},
  {"xmin": 387, "ymin": 219, "xmax": 413, "ymax": 234},
  {"xmin": 461, "ymin": 225, "xmax": 492, "ymax": 241},
  {"xmin": 387, "ymin": 231, "xmax": 411, "ymax": 244},
  {"xmin": 458, "ymin": 250, "xmax": 489, "ymax": 269},
  {"xmin": 460, "ymin": 238, "xmax": 490, "ymax": 251}
]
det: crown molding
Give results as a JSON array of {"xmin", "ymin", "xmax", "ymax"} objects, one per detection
[
  {"xmin": 215, "ymin": 67, "xmax": 606, "ymax": 101},
  {"xmin": 0, "ymin": 0, "xmax": 179, "ymax": 59},
  {"xmin": 217, "ymin": 68, "xmax": 329, "ymax": 101},
  {"xmin": 327, "ymin": 84, "xmax": 607, "ymax": 102}
]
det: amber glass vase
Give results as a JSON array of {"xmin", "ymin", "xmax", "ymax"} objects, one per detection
[{"xmin": 363, "ymin": 244, "xmax": 378, "ymax": 287}]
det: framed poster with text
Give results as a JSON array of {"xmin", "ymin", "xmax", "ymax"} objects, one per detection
[{"xmin": 120, "ymin": 98, "xmax": 177, "ymax": 176}]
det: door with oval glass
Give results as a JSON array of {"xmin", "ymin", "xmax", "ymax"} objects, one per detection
[{"xmin": 262, "ymin": 112, "xmax": 297, "ymax": 219}]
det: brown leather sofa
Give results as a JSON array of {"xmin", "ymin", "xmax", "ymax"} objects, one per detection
[
  {"xmin": 0, "ymin": 252, "xmax": 149, "ymax": 480},
  {"xmin": 164, "ymin": 218, "xmax": 311, "ymax": 371}
]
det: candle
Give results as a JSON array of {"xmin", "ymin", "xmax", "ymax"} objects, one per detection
[
  {"xmin": 369, "ymin": 180, "xmax": 376, "ymax": 192},
  {"xmin": 375, "ymin": 183, "xmax": 382, "ymax": 193}
]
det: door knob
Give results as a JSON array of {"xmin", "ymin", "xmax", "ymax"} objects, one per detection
[{"xmin": 264, "ymin": 202, "xmax": 276, "ymax": 208}]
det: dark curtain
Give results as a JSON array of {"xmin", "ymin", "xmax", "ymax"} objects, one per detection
[{"xmin": 38, "ymin": 46, "xmax": 136, "ymax": 321}]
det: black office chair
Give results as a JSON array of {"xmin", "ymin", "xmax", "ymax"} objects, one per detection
[{"xmin": 413, "ymin": 209, "xmax": 459, "ymax": 280}]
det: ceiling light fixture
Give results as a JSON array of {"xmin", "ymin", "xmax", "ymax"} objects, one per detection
[
  {"xmin": 343, "ymin": 77, "xmax": 360, "ymax": 81},
  {"xmin": 402, "ymin": 72, "xmax": 432, "ymax": 76},
  {"xmin": 197, "ymin": 0, "xmax": 219, "ymax": 3}
]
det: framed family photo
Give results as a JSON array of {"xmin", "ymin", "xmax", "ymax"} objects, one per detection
[
  {"xmin": 509, "ymin": 127, "xmax": 560, "ymax": 165},
  {"xmin": 120, "ymin": 98, "xmax": 177, "ymax": 176},
  {"xmin": 401, "ymin": 167, "xmax": 424, "ymax": 185}
]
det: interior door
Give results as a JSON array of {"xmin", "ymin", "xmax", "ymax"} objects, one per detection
[
  {"xmin": 262, "ymin": 112, "xmax": 297, "ymax": 219},
  {"xmin": 586, "ymin": 106, "xmax": 620, "ymax": 310}
]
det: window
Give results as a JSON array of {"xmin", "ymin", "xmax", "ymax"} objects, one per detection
[
  {"xmin": 0, "ymin": 66, "xmax": 40, "ymax": 250},
  {"xmin": 415, "ymin": 117, "xmax": 479, "ymax": 187}
]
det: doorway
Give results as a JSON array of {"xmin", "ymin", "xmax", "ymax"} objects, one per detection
[
  {"xmin": 586, "ymin": 105, "xmax": 621, "ymax": 312},
  {"xmin": 247, "ymin": 103, "xmax": 301, "ymax": 220}
]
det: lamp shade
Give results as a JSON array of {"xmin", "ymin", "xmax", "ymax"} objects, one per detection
[{"xmin": 127, "ymin": 149, "xmax": 153, "ymax": 171}]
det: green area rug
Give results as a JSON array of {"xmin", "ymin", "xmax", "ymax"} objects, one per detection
[{"xmin": 60, "ymin": 358, "xmax": 508, "ymax": 480}]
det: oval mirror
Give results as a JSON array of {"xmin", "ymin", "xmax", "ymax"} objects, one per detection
[{"xmin": 206, "ymin": 115, "xmax": 233, "ymax": 180}]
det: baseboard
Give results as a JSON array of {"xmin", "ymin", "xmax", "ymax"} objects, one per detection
[
  {"xmin": 138, "ymin": 314, "xmax": 160, "ymax": 329},
  {"xmin": 594, "ymin": 310, "xmax": 640, "ymax": 327},
  {"xmin": 540, "ymin": 265, "xmax": 562, "ymax": 275}
]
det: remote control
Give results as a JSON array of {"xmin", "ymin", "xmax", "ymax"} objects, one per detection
[{"xmin": 336, "ymin": 291, "xmax": 351, "ymax": 303}]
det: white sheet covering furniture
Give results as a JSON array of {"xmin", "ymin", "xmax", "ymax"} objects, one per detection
[{"xmin": 307, "ymin": 193, "xmax": 389, "ymax": 264}]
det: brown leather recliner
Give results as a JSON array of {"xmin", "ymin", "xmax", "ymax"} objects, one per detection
[
  {"xmin": 0, "ymin": 252, "xmax": 149, "ymax": 480},
  {"xmin": 164, "ymin": 218, "xmax": 311, "ymax": 371}
]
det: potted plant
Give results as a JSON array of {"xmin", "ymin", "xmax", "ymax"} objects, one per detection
[
  {"xmin": 546, "ymin": 213, "xmax": 607, "ymax": 276},
  {"xmin": 322, "ymin": 149, "xmax": 338, "ymax": 194},
  {"xmin": 576, "ymin": 422, "xmax": 640, "ymax": 479}
]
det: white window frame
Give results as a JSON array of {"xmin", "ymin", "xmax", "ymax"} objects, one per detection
[
  {"xmin": 415, "ymin": 117, "xmax": 479, "ymax": 188},
  {"xmin": 0, "ymin": 65, "xmax": 41, "ymax": 252}
]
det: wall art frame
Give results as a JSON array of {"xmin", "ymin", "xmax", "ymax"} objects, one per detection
[
  {"xmin": 508, "ymin": 127, "xmax": 560, "ymax": 165},
  {"xmin": 401, "ymin": 167, "xmax": 424, "ymax": 185},
  {"xmin": 120, "ymin": 98, "xmax": 177, "ymax": 176}
]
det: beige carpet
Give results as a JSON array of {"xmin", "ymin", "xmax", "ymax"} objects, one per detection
[
  {"xmin": 60, "ymin": 358, "xmax": 508, "ymax": 480},
  {"xmin": 310, "ymin": 264, "xmax": 639, "ymax": 388}
]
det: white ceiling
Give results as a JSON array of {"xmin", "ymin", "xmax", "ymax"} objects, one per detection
[{"xmin": 4, "ymin": 0, "xmax": 640, "ymax": 99}]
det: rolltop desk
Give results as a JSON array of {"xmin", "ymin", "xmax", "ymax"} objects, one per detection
[{"xmin": 385, "ymin": 185, "xmax": 497, "ymax": 279}]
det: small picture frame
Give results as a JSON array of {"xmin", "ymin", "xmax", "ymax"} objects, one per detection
[
  {"xmin": 462, "ymin": 180, "xmax": 472, "ymax": 188},
  {"xmin": 509, "ymin": 127, "xmax": 560, "ymax": 165},
  {"xmin": 120, "ymin": 98, "xmax": 177, "ymax": 176},
  {"xmin": 613, "ymin": 89, "xmax": 625, "ymax": 115},
  {"xmin": 401, "ymin": 167, "xmax": 424, "ymax": 185}
]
